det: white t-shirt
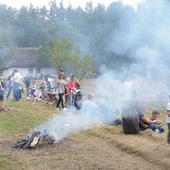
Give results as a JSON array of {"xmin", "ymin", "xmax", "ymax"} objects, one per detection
[
  {"xmin": 81, "ymin": 99, "xmax": 98, "ymax": 119},
  {"xmin": 13, "ymin": 72, "xmax": 23, "ymax": 83},
  {"xmin": 166, "ymin": 102, "xmax": 170, "ymax": 123}
]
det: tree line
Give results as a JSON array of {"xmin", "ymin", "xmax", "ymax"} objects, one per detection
[{"xmin": 0, "ymin": 0, "xmax": 167, "ymax": 78}]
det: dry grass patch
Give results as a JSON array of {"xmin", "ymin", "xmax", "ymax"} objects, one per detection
[{"xmin": 0, "ymin": 79, "xmax": 170, "ymax": 169}]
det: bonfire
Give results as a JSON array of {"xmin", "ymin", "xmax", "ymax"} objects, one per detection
[{"xmin": 12, "ymin": 130, "xmax": 56, "ymax": 150}]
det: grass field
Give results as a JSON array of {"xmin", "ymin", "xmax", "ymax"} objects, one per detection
[{"xmin": 0, "ymin": 79, "xmax": 170, "ymax": 170}]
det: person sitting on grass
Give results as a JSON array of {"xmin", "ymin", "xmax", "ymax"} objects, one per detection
[
  {"xmin": 81, "ymin": 93, "xmax": 98, "ymax": 121},
  {"xmin": 149, "ymin": 110, "xmax": 165, "ymax": 133},
  {"xmin": 138, "ymin": 103, "xmax": 164, "ymax": 133}
]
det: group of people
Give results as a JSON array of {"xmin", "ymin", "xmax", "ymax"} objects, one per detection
[
  {"xmin": 0, "ymin": 70, "xmax": 28, "ymax": 101},
  {"xmin": 81, "ymin": 92, "xmax": 165, "ymax": 132},
  {"xmin": 54, "ymin": 72, "xmax": 80, "ymax": 111},
  {"xmin": 121, "ymin": 70, "xmax": 170, "ymax": 144},
  {"xmin": 139, "ymin": 106, "xmax": 165, "ymax": 133},
  {"xmin": 29, "ymin": 69, "xmax": 81, "ymax": 109},
  {"xmin": 81, "ymin": 88, "xmax": 170, "ymax": 146},
  {"xmin": 28, "ymin": 68, "xmax": 81, "ymax": 109},
  {"xmin": 1, "ymin": 68, "xmax": 81, "ymax": 110},
  {"xmin": 1, "ymin": 68, "xmax": 170, "ymax": 145}
]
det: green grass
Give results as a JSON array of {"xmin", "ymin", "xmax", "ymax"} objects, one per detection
[
  {"xmin": 0, "ymin": 98, "xmax": 55, "ymax": 137},
  {"xmin": 0, "ymin": 96, "xmax": 169, "ymax": 170},
  {"xmin": 0, "ymin": 155, "xmax": 20, "ymax": 170}
]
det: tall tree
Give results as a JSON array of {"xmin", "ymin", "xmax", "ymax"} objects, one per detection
[
  {"xmin": 0, "ymin": 22, "xmax": 16, "ymax": 64},
  {"xmin": 39, "ymin": 37, "xmax": 96, "ymax": 80}
]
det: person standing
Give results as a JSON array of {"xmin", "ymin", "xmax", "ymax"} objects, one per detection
[
  {"xmin": 0, "ymin": 72, "xmax": 5, "ymax": 89},
  {"xmin": 24, "ymin": 74, "xmax": 31, "ymax": 98},
  {"xmin": 166, "ymin": 95, "xmax": 170, "ymax": 145},
  {"xmin": 30, "ymin": 80, "xmax": 37, "ymax": 104},
  {"xmin": 39, "ymin": 76, "xmax": 47, "ymax": 98},
  {"xmin": 6, "ymin": 75, "xmax": 14, "ymax": 99},
  {"xmin": 67, "ymin": 75, "xmax": 80, "ymax": 107},
  {"xmin": 56, "ymin": 74, "xmax": 67, "ymax": 111},
  {"xmin": 13, "ymin": 69, "xmax": 23, "ymax": 101}
]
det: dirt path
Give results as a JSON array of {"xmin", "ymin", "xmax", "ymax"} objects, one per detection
[{"xmin": 0, "ymin": 135, "xmax": 166, "ymax": 170}]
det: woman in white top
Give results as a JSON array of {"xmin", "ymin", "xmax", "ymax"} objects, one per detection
[{"xmin": 56, "ymin": 74, "xmax": 67, "ymax": 111}]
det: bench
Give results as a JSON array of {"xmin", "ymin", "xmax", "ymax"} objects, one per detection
[{"xmin": 46, "ymin": 93, "xmax": 58, "ymax": 106}]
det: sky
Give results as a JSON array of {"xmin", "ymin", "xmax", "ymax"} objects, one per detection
[{"xmin": 0, "ymin": 0, "xmax": 144, "ymax": 9}]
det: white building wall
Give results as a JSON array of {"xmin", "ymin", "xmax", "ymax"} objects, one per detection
[{"xmin": 3, "ymin": 67, "xmax": 57, "ymax": 79}]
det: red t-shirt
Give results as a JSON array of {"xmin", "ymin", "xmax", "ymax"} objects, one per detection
[{"xmin": 67, "ymin": 80, "xmax": 79, "ymax": 92}]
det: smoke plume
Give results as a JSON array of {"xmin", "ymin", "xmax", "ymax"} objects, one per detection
[{"xmin": 33, "ymin": 0, "xmax": 170, "ymax": 142}]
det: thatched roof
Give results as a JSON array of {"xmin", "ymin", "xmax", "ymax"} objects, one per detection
[{"xmin": 1, "ymin": 47, "xmax": 51, "ymax": 69}]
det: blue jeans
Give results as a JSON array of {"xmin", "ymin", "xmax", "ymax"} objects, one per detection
[
  {"xmin": 7, "ymin": 86, "xmax": 13, "ymax": 99},
  {"xmin": 67, "ymin": 92, "xmax": 75, "ymax": 108},
  {"xmin": 13, "ymin": 82, "xmax": 20, "ymax": 101},
  {"xmin": 140, "ymin": 123, "xmax": 165, "ymax": 133}
]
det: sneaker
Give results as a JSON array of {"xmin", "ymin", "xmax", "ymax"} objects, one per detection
[
  {"xmin": 155, "ymin": 129, "xmax": 160, "ymax": 133},
  {"xmin": 63, "ymin": 108, "xmax": 68, "ymax": 111},
  {"xmin": 55, "ymin": 108, "xmax": 59, "ymax": 111}
]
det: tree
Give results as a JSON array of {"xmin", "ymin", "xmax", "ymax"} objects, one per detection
[
  {"xmin": 0, "ymin": 1, "xmax": 139, "ymax": 72},
  {"xmin": 0, "ymin": 22, "xmax": 16, "ymax": 63},
  {"xmin": 39, "ymin": 37, "xmax": 96, "ymax": 80},
  {"xmin": 0, "ymin": 4, "xmax": 17, "ymax": 24}
]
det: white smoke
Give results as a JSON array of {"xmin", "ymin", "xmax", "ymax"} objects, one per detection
[
  {"xmin": 33, "ymin": 71, "xmax": 122, "ymax": 143},
  {"xmin": 110, "ymin": 0, "xmax": 170, "ymax": 78},
  {"xmin": 32, "ymin": 0, "xmax": 170, "ymax": 142},
  {"xmin": 35, "ymin": 110, "xmax": 105, "ymax": 143}
]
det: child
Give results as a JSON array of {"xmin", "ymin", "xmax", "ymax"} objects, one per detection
[
  {"xmin": 29, "ymin": 81, "xmax": 37, "ymax": 104},
  {"xmin": 149, "ymin": 110, "xmax": 165, "ymax": 133}
]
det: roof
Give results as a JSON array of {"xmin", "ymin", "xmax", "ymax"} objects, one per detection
[{"xmin": 1, "ymin": 47, "xmax": 52, "ymax": 69}]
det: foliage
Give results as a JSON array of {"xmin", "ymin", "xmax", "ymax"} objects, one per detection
[
  {"xmin": 39, "ymin": 37, "xmax": 96, "ymax": 80},
  {"xmin": 0, "ymin": 0, "xmax": 138, "ymax": 71},
  {"xmin": 0, "ymin": 22, "xmax": 16, "ymax": 63},
  {"xmin": 3, "ymin": 0, "xmax": 170, "ymax": 73}
]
